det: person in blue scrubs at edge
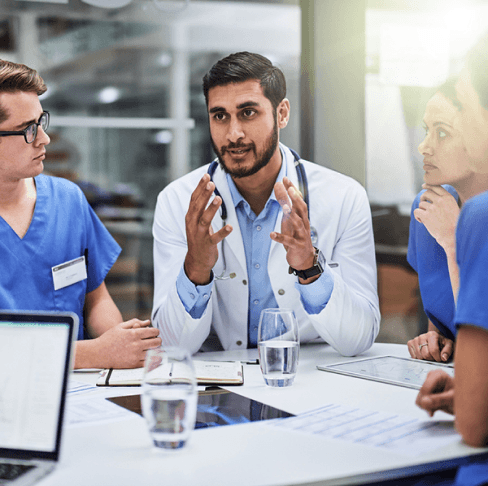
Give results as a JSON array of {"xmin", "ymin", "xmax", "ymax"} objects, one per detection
[
  {"xmin": 0, "ymin": 59, "xmax": 161, "ymax": 369},
  {"xmin": 406, "ymin": 77, "xmax": 488, "ymax": 364},
  {"xmin": 151, "ymin": 52, "xmax": 380, "ymax": 356}
]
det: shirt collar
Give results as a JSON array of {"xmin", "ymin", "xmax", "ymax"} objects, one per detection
[{"xmin": 226, "ymin": 145, "xmax": 288, "ymax": 210}]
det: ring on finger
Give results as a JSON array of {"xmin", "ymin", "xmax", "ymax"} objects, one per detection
[{"xmin": 419, "ymin": 343, "xmax": 428, "ymax": 351}]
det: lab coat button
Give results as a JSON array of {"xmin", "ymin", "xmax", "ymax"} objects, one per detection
[
  {"xmin": 278, "ymin": 289, "xmax": 285, "ymax": 295},
  {"xmin": 236, "ymin": 340, "xmax": 242, "ymax": 346},
  {"xmin": 242, "ymin": 280, "xmax": 247, "ymax": 285}
]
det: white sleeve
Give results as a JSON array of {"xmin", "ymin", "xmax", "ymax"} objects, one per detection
[
  {"xmin": 307, "ymin": 185, "xmax": 380, "ymax": 356},
  {"xmin": 151, "ymin": 186, "xmax": 213, "ymax": 355}
]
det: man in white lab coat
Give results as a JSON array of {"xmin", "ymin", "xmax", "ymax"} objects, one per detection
[{"xmin": 152, "ymin": 52, "xmax": 380, "ymax": 356}]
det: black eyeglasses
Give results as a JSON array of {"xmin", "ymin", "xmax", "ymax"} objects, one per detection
[{"xmin": 0, "ymin": 111, "xmax": 50, "ymax": 144}]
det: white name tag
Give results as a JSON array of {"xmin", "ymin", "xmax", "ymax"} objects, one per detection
[{"xmin": 52, "ymin": 256, "xmax": 87, "ymax": 291}]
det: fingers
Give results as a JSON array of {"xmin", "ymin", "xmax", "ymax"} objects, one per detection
[
  {"xmin": 427, "ymin": 331, "xmax": 442, "ymax": 362},
  {"xmin": 440, "ymin": 338, "xmax": 454, "ymax": 362},
  {"xmin": 422, "ymin": 184, "xmax": 450, "ymax": 196},
  {"xmin": 407, "ymin": 332, "xmax": 442, "ymax": 361},
  {"xmin": 187, "ymin": 174, "xmax": 218, "ymax": 226},
  {"xmin": 413, "ymin": 207, "xmax": 423, "ymax": 224},
  {"xmin": 135, "ymin": 326, "xmax": 160, "ymax": 340}
]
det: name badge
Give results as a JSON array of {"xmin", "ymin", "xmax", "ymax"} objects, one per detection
[{"xmin": 52, "ymin": 256, "xmax": 87, "ymax": 291}]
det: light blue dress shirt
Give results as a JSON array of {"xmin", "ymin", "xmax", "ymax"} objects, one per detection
[{"xmin": 176, "ymin": 147, "xmax": 334, "ymax": 348}]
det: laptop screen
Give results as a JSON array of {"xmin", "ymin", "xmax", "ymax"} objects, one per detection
[{"xmin": 0, "ymin": 312, "xmax": 76, "ymax": 461}]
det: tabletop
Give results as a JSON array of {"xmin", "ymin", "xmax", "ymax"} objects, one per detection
[{"xmin": 42, "ymin": 342, "xmax": 488, "ymax": 486}]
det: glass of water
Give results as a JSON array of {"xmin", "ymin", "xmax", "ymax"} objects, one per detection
[
  {"xmin": 257, "ymin": 308, "xmax": 299, "ymax": 387},
  {"xmin": 141, "ymin": 347, "xmax": 198, "ymax": 449}
]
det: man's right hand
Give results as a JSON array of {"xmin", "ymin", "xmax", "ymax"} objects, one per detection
[
  {"xmin": 408, "ymin": 330, "xmax": 454, "ymax": 362},
  {"xmin": 91, "ymin": 319, "xmax": 161, "ymax": 369},
  {"xmin": 184, "ymin": 173, "xmax": 232, "ymax": 285}
]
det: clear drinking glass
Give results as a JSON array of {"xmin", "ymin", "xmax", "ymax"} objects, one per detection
[
  {"xmin": 257, "ymin": 308, "xmax": 299, "ymax": 387},
  {"xmin": 141, "ymin": 347, "xmax": 198, "ymax": 449}
]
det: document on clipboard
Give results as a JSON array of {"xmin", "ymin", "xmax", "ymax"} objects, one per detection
[{"xmin": 317, "ymin": 355, "xmax": 454, "ymax": 390}]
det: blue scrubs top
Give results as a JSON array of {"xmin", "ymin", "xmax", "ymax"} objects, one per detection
[
  {"xmin": 0, "ymin": 174, "xmax": 121, "ymax": 340},
  {"xmin": 407, "ymin": 185, "xmax": 458, "ymax": 341},
  {"xmin": 452, "ymin": 190, "xmax": 488, "ymax": 486}
]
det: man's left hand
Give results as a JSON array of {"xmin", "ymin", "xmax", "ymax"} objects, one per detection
[{"xmin": 271, "ymin": 177, "xmax": 316, "ymax": 278}]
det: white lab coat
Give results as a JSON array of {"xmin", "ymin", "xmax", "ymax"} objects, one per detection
[{"xmin": 152, "ymin": 144, "xmax": 380, "ymax": 356}]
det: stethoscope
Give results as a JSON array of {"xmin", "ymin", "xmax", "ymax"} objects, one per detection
[{"xmin": 207, "ymin": 149, "xmax": 318, "ymax": 280}]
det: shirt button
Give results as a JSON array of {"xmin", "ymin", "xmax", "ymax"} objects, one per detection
[
  {"xmin": 254, "ymin": 263, "xmax": 260, "ymax": 269},
  {"xmin": 278, "ymin": 289, "xmax": 285, "ymax": 295},
  {"xmin": 256, "ymin": 225, "xmax": 262, "ymax": 231},
  {"xmin": 253, "ymin": 299, "xmax": 259, "ymax": 305},
  {"xmin": 236, "ymin": 340, "xmax": 242, "ymax": 346},
  {"xmin": 190, "ymin": 293, "xmax": 195, "ymax": 299},
  {"xmin": 203, "ymin": 294, "xmax": 208, "ymax": 299}
]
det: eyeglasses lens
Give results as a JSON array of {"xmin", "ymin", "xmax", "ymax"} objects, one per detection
[{"xmin": 25, "ymin": 113, "xmax": 49, "ymax": 143}]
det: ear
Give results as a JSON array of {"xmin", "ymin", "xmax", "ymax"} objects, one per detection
[{"xmin": 277, "ymin": 98, "xmax": 290, "ymax": 129}]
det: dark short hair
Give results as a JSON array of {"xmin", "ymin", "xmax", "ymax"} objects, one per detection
[
  {"xmin": 436, "ymin": 76, "xmax": 462, "ymax": 111},
  {"xmin": 0, "ymin": 59, "xmax": 47, "ymax": 123},
  {"xmin": 202, "ymin": 52, "xmax": 286, "ymax": 110},
  {"xmin": 466, "ymin": 32, "xmax": 488, "ymax": 110}
]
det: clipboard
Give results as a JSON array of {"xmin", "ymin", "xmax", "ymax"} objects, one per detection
[{"xmin": 317, "ymin": 355, "xmax": 454, "ymax": 390}]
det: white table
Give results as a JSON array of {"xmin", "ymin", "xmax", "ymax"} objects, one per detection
[{"xmin": 43, "ymin": 343, "xmax": 488, "ymax": 486}]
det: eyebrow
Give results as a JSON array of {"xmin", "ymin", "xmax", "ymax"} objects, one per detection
[
  {"xmin": 433, "ymin": 121, "xmax": 453, "ymax": 129},
  {"xmin": 423, "ymin": 120, "xmax": 454, "ymax": 129},
  {"xmin": 13, "ymin": 115, "xmax": 40, "ymax": 130},
  {"xmin": 208, "ymin": 101, "xmax": 260, "ymax": 114}
]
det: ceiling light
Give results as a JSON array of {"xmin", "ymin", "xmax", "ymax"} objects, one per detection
[{"xmin": 98, "ymin": 87, "xmax": 121, "ymax": 104}]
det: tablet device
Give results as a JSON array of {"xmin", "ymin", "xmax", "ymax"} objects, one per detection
[
  {"xmin": 317, "ymin": 355, "xmax": 454, "ymax": 390},
  {"xmin": 107, "ymin": 388, "xmax": 294, "ymax": 428}
]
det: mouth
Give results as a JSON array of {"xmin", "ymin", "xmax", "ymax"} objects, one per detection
[
  {"xmin": 34, "ymin": 152, "xmax": 46, "ymax": 160},
  {"xmin": 222, "ymin": 144, "xmax": 254, "ymax": 159},
  {"xmin": 423, "ymin": 162, "xmax": 436, "ymax": 170}
]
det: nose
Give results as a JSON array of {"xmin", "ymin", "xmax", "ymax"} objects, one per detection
[
  {"xmin": 226, "ymin": 118, "xmax": 245, "ymax": 144},
  {"xmin": 418, "ymin": 134, "xmax": 433, "ymax": 156},
  {"xmin": 35, "ymin": 126, "xmax": 50, "ymax": 146}
]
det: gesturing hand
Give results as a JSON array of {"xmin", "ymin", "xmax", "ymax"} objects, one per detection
[
  {"xmin": 408, "ymin": 330, "xmax": 454, "ymax": 362},
  {"xmin": 271, "ymin": 176, "xmax": 316, "ymax": 279},
  {"xmin": 184, "ymin": 173, "xmax": 232, "ymax": 285},
  {"xmin": 416, "ymin": 370, "xmax": 454, "ymax": 417},
  {"xmin": 413, "ymin": 184, "xmax": 459, "ymax": 253}
]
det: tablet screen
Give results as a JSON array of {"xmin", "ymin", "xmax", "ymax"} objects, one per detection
[
  {"xmin": 317, "ymin": 355, "xmax": 454, "ymax": 389},
  {"xmin": 107, "ymin": 388, "xmax": 294, "ymax": 428}
]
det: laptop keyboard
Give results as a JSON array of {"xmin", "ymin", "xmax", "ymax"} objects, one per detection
[{"xmin": 0, "ymin": 463, "xmax": 34, "ymax": 483}]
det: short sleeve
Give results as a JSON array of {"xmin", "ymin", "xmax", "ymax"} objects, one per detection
[
  {"xmin": 455, "ymin": 192, "xmax": 488, "ymax": 331},
  {"xmin": 81, "ymin": 198, "xmax": 121, "ymax": 293}
]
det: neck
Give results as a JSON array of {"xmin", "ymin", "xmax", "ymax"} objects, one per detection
[
  {"xmin": 455, "ymin": 173, "xmax": 488, "ymax": 206},
  {"xmin": 0, "ymin": 177, "xmax": 35, "ymax": 209},
  {"xmin": 232, "ymin": 146, "xmax": 282, "ymax": 215}
]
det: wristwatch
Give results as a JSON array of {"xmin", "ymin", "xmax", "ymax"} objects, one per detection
[{"xmin": 288, "ymin": 247, "xmax": 325, "ymax": 280}]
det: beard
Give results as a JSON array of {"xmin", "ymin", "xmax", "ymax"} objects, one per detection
[{"xmin": 211, "ymin": 116, "xmax": 279, "ymax": 179}]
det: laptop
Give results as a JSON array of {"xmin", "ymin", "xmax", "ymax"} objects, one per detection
[{"xmin": 0, "ymin": 311, "xmax": 77, "ymax": 485}]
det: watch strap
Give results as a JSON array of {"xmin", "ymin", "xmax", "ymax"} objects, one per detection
[{"xmin": 288, "ymin": 247, "xmax": 324, "ymax": 280}]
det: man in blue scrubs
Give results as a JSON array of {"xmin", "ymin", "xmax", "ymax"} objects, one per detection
[{"xmin": 0, "ymin": 59, "xmax": 161, "ymax": 369}]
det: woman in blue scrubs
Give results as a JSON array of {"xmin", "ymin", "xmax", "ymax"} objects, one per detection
[
  {"xmin": 0, "ymin": 59, "xmax": 161, "ymax": 369},
  {"xmin": 415, "ymin": 32, "xmax": 488, "ymax": 486},
  {"xmin": 406, "ymin": 77, "xmax": 488, "ymax": 363}
]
